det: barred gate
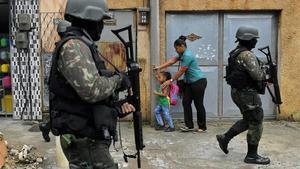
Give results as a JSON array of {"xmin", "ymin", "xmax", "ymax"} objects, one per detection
[
  {"xmin": 11, "ymin": 1, "xmax": 127, "ymax": 119},
  {"xmin": 40, "ymin": 12, "xmax": 64, "ymax": 111}
]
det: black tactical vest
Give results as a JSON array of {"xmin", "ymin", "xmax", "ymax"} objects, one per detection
[
  {"xmin": 225, "ymin": 46, "xmax": 256, "ymax": 90},
  {"xmin": 49, "ymin": 27, "xmax": 117, "ymax": 138}
]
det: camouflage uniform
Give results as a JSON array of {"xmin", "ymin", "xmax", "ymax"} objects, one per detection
[
  {"xmin": 48, "ymin": 0, "xmax": 128, "ymax": 168},
  {"xmin": 57, "ymin": 39, "xmax": 121, "ymax": 169},
  {"xmin": 217, "ymin": 26, "xmax": 270, "ymax": 165},
  {"xmin": 230, "ymin": 50, "xmax": 265, "ymax": 145},
  {"xmin": 57, "ymin": 39, "xmax": 122, "ymax": 103}
]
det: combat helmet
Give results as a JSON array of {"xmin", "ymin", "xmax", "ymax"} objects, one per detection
[
  {"xmin": 65, "ymin": 0, "xmax": 111, "ymax": 22},
  {"xmin": 236, "ymin": 26, "xmax": 259, "ymax": 41}
]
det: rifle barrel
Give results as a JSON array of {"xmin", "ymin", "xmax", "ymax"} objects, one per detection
[
  {"xmin": 112, "ymin": 25, "xmax": 144, "ymax": 168},
  {"xmin": 259, "ymin": 46, "xmax": 282, "ymax": 114}
]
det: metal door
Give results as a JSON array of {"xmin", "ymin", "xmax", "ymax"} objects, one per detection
[
  {"xmin": 223, "ymin": 13, "xmax": 278, "ymax": 118},
  {"xmin": 166, "ymin": 13, "xmax": 219, "ymax": 118},
  {"xmin": 99, "ymin": 10, "xmax": 136, "ymax": 71},
  {"xmin": 101, "ymin": 10, "xmax": 136, "ymax": 46},
  {"xmin": 165, "ymin": 12, "xmax": 278, "ymax": 119}
]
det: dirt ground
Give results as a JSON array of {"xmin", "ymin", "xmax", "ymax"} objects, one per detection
[{"xmin": 0, "ymin": 117, "xmax": 299, "ymax": 169}]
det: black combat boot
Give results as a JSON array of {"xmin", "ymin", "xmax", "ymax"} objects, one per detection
[
  {"xmin": 39, "ymin": 122, "xmax": 51, "ymax": 142},
  {"xmin": 216, "ymin": 134, "xmax": 229, "ymax": 154},
  {"xmin": 216, "ymin": 128, "xmax": 237, "ymax": 154},
  {"xmin": 244, "ymin": 144, "xmax": 270, "ymax": 165}
]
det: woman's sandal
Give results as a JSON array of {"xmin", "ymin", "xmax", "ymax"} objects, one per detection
[
  {"xmin": 197, "ymin": 129, "xmax": 207, "ymax": 133},
  {"xmin": 180, "ymin": 126, "xmax": 195, "ymax": 132}
]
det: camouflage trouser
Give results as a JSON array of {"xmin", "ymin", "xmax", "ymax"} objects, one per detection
[
  {"xmin": 61, "ymin": 137, "xmax": 118, "ymax": 169},
  {"xmin": 230, "ymin": 88, "xmax": 264, "ymax": 145}
]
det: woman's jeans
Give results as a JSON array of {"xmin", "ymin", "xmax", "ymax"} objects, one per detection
[
  {"xmin": 182, "ymin": 78, "xmax": 207, "ymax": 130},
  {"xmin": 154, "ymin": 105, "xmax": 174, "ymax": 128}
]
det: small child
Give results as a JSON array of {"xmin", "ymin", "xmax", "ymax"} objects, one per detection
[{"xmin": 153, "ymin": 71, "xmax": 175, "ymax": 132}]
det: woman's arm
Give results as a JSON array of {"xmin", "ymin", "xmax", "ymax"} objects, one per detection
[
  {"xmin": 152, "ymin": 66, "xmax": 160, "ymax": 80},
  {"xmin": 172, "ymin": 69, "xmax": 185, "ymax": 81},
  {"xmin": 162, "ymin": 68, "xmax": 186, "ymax": 88},
  {"xmin": 154, "ymin": 57, "xmax": 178, "ymax": 70}
]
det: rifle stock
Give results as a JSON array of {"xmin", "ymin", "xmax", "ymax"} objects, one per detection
[
  {"xmin": 112, "ymin": 25, "xmax": 145, "ymax": 169},
  {"xmin": 258, "ymin": 46, "xmax": 282, "ymax": 113}
]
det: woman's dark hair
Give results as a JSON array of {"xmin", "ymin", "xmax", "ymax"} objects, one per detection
[
  {"xmin": 174, "ymin": 35, "xmax": 187, "ymax": 47},
  {"xmin": 161, "ymin": 71, "xmax": 172, "ymax": 80}
]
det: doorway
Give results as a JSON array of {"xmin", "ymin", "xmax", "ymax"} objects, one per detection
[{"xmin": 165, "ymin": 12, "xmax": 278, "ymax": 119}]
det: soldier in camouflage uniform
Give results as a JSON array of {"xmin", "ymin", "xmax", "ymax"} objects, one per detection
[
  {"xmin": 49, "ymin": 0, "xmax": 134, "ymax": 168},
  {"xmin": 216, "ymin": 26, "xmax": 270, "ymax": 165}
]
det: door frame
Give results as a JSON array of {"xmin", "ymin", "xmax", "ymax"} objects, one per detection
[{"xmin": 164, "ymin": 11, "xmax": 279, "ymax": 119}]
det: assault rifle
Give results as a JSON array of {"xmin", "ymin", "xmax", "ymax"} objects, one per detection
[
  {"xmin": 258, "ymin": 46, "xmax": 282, "ymax": 113},
  {"xmin": 112, "ymin": 25, "xmax": 145, "ymax": 169}
]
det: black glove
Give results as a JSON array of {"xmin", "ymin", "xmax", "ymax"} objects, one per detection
[{"xmin": 117, "ymin": 72, "xmax": 131, "ymax": 91}]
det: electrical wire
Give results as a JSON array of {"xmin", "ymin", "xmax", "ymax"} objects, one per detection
[
  {"xmin": 12, "ymin": 0, "xmax": 32, "ymax": 120},
  {"xmin": 17, "ymin": 54, "xmax": 29, "ymax": 119},
  {"xmin": 11, "ymin": 0, "xmax": 17, "ymax": 28},
  {"xmin": 25, "ymin": 0, "xmax": 33, "ymax": 120},
  {"xmin": 27, "ymin": 48, "xmax": 33, "ymax": 120},
  {"xmin": 12, "ymin": 0, "xmax": 29, "ymax": 119}
]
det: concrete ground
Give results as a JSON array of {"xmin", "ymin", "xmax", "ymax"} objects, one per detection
[{"xmin": 0, "ymin": 117, "xmax": 300, "ymax": 169}]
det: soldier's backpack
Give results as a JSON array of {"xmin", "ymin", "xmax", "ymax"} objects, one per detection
[{"xmin": 225, "ymin": 47, "xmax": 249, "ymax": 89}]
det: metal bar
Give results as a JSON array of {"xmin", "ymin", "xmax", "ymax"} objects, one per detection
[
  {"xmin": 217, "ymin": 12, "xmax": 224, "ymax": 118},
  {"xmin": 150, "ymin": 0, "xmax": 160, "ymax": 123}
]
